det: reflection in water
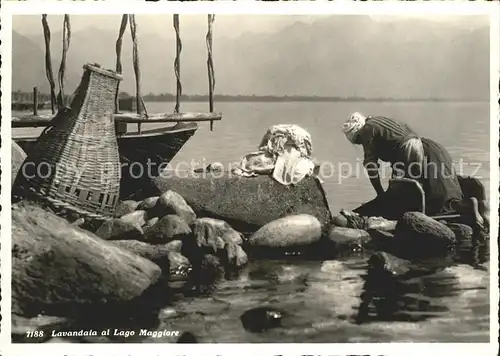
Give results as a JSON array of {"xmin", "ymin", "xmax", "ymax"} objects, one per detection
[{"xmin": 354, "ymin": 239, "xmax": 489, "ymax": 326}]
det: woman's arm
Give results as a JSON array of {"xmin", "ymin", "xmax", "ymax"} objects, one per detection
[{"xmin": 359, "ymin": 126, "xmax": 385, "ymax": 196}]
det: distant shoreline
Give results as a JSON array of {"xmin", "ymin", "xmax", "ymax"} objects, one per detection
[{"xmin": 12, "ymin": 91, "xmax": 488, "ymax": 104}]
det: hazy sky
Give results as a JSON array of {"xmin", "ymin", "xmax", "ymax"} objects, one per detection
[
  {"xmin": 12, "ymin": 14, "xmax": 487, "ymax": 38},
  {"xmin": 11, "ymin": 14, "xmax": 490, "ymax": 97}
]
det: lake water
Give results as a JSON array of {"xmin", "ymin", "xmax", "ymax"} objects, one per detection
[
  {"xmin": 14, "ymin": 101, "xmax": 492, "ymax": 343},
  {"xmin": 141, "ymin": 101, "xmax": 491, "ymax": 343}
]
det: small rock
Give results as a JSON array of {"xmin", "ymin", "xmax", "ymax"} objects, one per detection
[
  {"xmin": 326, "ymin": 226, "xmax": 372, "ymax": 251},
  {"xmin": 447, "ymin": 223, "xmax": 473, "ymax": 242},
  {"xmin": 226, "ymin": 242, "xmax": 248, "ymax": 268},
  {"xmin": 368, "ymin": 251, "xmax": 411, "ymax": 276},
  {"xmin": 192, "ymin": 218, "xmax": 243, "ymax": 252},
  {"xmin": 143, "ymin": 217, "xmax": 159, "ymax": 231},
  {"xmin": 114, "ymin": 200, "xmax": 140, "ymax": 218},
  {"xmin": 240, "ymin": 307, "xmax": 285, "ymax": 332},
  {"xmin": 137, "ymin": 196, "xmax": 160, "ymax": 211},
  {"xmin": 145, "ymin": 214, "xmax": 192, "ymax": 244},
  {"xmin": 95, "ymin": 218, "xmax": 144, "ymax": 241},
  {"xmin": 120, "ymin": 210, "xmax": 148, "ymax": 227},
  {"xmin": 331, "ymin": 214, "xmax": 349, "ymax": 227},
  {"xmin": 165, "ymin": 240, "xmax": 183, "ymax": 253},
  {"xmin": 152, "ymin": 190, "xmax": 196, "ymax": 224},
  {"xmin": 221, "ymin": 229, "xmax": 244, "ymax": 245},
  {"xmin": 177, "ymin": 332, "xmax": 197, "ymax": 343},
  {"xmin": 248, "ymin": 214, "xmax": 322, "ymax": 248},
  {"xmin": 168, "ymin": 251, "xmax": 192, "ymax": 278}
]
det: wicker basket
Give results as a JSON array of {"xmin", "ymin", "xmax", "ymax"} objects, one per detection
[{"xmin": 13, "ymin": 64, "xmax": 123, "ymax": 220}]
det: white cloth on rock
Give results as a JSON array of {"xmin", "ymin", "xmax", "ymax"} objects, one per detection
[{"xmin": 232, "ymin": 124, "xmax": 315, "ymax": 185}]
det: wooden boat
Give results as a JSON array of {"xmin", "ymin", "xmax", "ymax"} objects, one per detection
[{"xmin": 13, "ymin": 118, "xmax": 199, "ymax": 198}]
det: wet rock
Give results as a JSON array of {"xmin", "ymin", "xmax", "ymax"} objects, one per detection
[
  {"xmin": 331, "ymin": 214, "xmax": 349, "ymax": 227},
  {"xmin": 12, "ymin": 202, "xmax": 161, "ymax": 317},
  {"xmin": 248, "ymin": 214, "xmax": 321, "ymax": 248},
  {"xmin": 368, "ymin": 251, "xmax": 411, "ymax": 276},
  {"xmin": 137, "ymin": 196, "xmax": 159, "ymax": 211},
  {"xmin": 108, "ymin": 240, "xmax": 172, "ymax": 272},
  {"xmin": 114, "ymin": 200, "xmax": 140, "ymax": 218},
  {"xmin": 192, "ymin": 254, "xmax": 224, "ymax": 287},
  {"xmin": 240, "ymin": 307, "xmax": 285, "ymax": 332},
  {"xmin": 192, "ymin": 217, "xmax": 244, "ymax": 253},
  {"xmin": 120, "ymin": 210, "xmax": 148, "ymax": 227},
  {"xmin": 168, "ymin": 251, "xmax": 192, "ymax": 279},
  {"xmin": 222, "ymin": 229, "xmax": 244, "ymax": 245},
  {"xmin": 368, "ymin": 251, "xmax": 449, "ymax": 278},
  {"xmin": 177, "ymin": 332, "xmax": 197, "ymax": 343},
  {"xmin": 395, "ymin": 212, "xmax": 456, "ymax": 253},
  {"xmin": 152, "ymin": 190, "xmax": 197, "ymax": 224},
  {"xmin": 12, "ymin": 140, "xmax": 27, "ymax": 186},
  {"xmin": 225, "ymin": 242, "xmax": 248, "ymax": 268},
  {"xmin": 326, "ymin": 226, "xmax": 372, "ymax": 251},
  {"xmin": 447, "ymin": 223, "xmax": 473, "ymax": 242},
  {"xmin": 145, "ymin": 214, "xmax": 192, "ymax": 244},
  {"xmin": 165, "ymin": 239, "xmax": 183, "ymax": 253},
  {"xmin": 95, "ymin": 218, "xmax": 144, "ymax": 241}
]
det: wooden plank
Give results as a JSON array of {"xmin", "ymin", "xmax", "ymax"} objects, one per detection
[
  {"xmin": 114, "ymin": 112, "xmax": 222, "ymax": 123},
  {"xmin": 12, "ymin": 111, "xmax": 223, "ymax": 128}
]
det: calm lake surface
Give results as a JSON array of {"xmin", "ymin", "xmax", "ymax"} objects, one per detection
[
  {"xmin": 15, "ymin": 101, "xmax": 492, "ymax": 342},
  {"xmin": 147, "ymin": 101, "xmax": 491, "ymax": 343}
]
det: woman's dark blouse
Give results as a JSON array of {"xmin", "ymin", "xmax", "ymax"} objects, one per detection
[{"xmin": 357, "ymin": 116, "xmax": 418, "ymax": 168}]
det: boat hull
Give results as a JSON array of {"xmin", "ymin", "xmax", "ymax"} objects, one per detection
[{"xmin": 14, "ymin": 122, "xmax": 198, "ymax": 199}]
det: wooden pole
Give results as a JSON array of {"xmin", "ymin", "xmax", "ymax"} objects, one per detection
[
  {"xmin": 173, "ymin": 14, "xmax": 182, "ymax": 114},
  {"xmin": 33, "ymin": 87, "xmax": 38, "ymax": 116}
]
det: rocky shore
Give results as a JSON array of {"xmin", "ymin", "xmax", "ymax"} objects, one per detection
[{"xmin": 11, "ymin": 146, "xmax": 489, "ymax": 343}]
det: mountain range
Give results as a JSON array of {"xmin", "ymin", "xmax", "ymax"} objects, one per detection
[{"xmin": 12, "ymin": 15, "xmax": 490, "ymax": 99}]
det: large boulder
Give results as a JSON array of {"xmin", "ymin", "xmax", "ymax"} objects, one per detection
[
  {"xmin": 248, "ymin": 214, "xmax": 322, "ymax": 248},
  {"xmin": 12, "ymin": 140, "xmax": 27, "ymax": 186},
  {"xmin": 12, "ymin": 202, "xmax": 161, "ymax": 317},
  {"xmin": 151, "ymin": 190, "xmax": 197, "ymax": 224},
  {"xmin": 144, "ymin": 214, "xmax": 192, "ymax": 244},
  {"xmin": 151, "ymin": 175, "xmax": 332, "ymax": 234},
  {"xmin": 394, "ymin": 212, "xmax": 456, "ymax": 256}
]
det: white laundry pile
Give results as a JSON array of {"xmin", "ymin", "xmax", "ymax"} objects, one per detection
[{"xmin": 232, "ymin": 124, "xmax": 316, "ymax": 186}]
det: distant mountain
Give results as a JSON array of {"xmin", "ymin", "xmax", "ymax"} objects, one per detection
[
  {"xmin": 11, "ymin": 15, "xmax": 490, "ymax": 99},
  {"xmin": 12, "ymin": 31, "xmax": 48, "ymax": 92}
]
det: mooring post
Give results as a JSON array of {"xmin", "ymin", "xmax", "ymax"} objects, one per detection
[{"xmin": 33, "ymin": 86, "xmax": 39, "ymax": 116}]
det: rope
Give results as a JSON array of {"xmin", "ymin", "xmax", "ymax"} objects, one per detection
[
  {"xmin": 173, "ymin": 14, "xmax": 182, "ymax": 113},
  {"xmin": 41, "ymin": 15, "xmax": 57, "ymax": 114},
  {"xmin": 57, "ymin": 14, "xmax": 71, "ymax": 109},
  {"xmin": 114, "ymin": 14, "xmax": 128, "ymax": 113},
  {"xmin": 129, "ymin": 14, "xmax": 148, "ymax": 118},
  {"xmin": 206, "ymin": 15, "xmax": 216, "ymax": 130}
]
